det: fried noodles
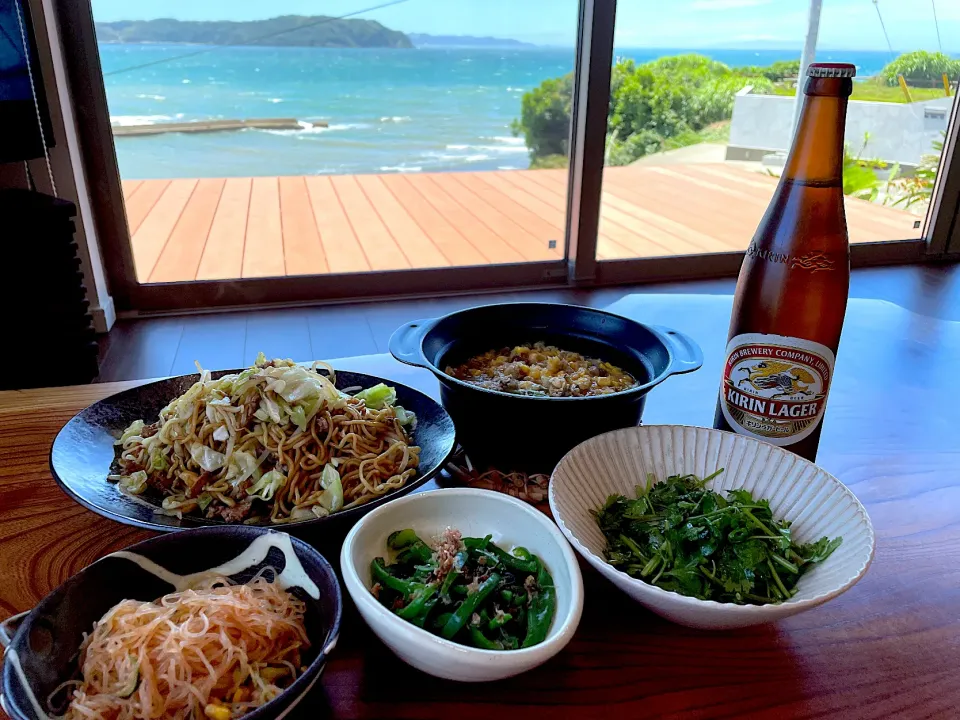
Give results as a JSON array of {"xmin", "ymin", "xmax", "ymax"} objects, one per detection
[{"xmin": 111, "ymin": 355, "xmax": 420, "ymax": 524}]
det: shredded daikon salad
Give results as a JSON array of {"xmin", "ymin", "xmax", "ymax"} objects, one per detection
[{"xmin": 59, "ymin": 573, "xmax": 309, "ymax": 720}]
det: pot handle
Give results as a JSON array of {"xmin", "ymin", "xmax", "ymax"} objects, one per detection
[
  {"xmin": 388, "ymin": 318, "xmax": 437, "ymax": 368},
  {"xmin": 655, "ymin": 326, "xmax": 704, "ymax": 376},
  {"xmin": 0, "ymin": 610, "xmax": 28, "ymax": 650}
]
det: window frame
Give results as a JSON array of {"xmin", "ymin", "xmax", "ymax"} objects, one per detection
[{"xmin": 52, "ymin": 0, "xmax": 956, "ymax": 315}]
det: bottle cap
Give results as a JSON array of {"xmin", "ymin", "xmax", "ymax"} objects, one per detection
[{"xmin": 807, "ymin": 62, "xmax": 857, "ymax": 78}]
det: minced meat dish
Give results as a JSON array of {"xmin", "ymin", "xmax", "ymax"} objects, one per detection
[{"xmin": 445, "ymin": 342, "xmax": 637, "ymax": 397}]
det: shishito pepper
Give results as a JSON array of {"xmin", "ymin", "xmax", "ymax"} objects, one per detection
[{"xmin": 370, "ymin": 528, "xmax": 557, "ymax": 651}]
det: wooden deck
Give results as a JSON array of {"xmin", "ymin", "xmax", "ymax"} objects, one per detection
[{"xmin": 120, "ymin": 165, "xmax": 918, "ymax": 283}]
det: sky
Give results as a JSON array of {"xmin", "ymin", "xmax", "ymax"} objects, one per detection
[{"xmin": 89, "ymin": 0, "xmax": 960, "ymax": 52}]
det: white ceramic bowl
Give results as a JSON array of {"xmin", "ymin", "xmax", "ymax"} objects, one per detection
[
  {"xmin": 549, "ymin": 425, "xmax": 875, "ymax": 629},
  {"xmin": 341, "ymin": 488, "xmax": 583, "ymax": 681}
]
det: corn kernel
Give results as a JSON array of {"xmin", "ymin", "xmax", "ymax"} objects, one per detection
[{"xmin": 204, "ymin": 704, "xmax": 231, "ymax": 720}]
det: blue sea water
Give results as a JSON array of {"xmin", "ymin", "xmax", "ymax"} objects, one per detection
[{"xmin": 100, "ymin": 45, "xmax": 901, "ymax": 180}]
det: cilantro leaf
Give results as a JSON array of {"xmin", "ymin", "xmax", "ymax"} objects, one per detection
[{"xmin": 592, "ymin": 470, "xmax": 843, "ymax": 606}]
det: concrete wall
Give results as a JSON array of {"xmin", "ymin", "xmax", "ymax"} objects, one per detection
[{"xmin": 727, "ymin": 89, "xmax": 951, "ymax": 167}]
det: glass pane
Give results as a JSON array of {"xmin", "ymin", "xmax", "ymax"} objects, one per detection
[
  {"xmin": 91, "ymin": 2, "xmax": 578, "ymax": 284},
  {"xmin": 571, "ymin": 0, "xmax": 958, "ymax": 263}
]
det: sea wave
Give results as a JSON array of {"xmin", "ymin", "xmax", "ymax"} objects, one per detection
[
  {"xmin": 268, "ymin": 98, "xmax": 284, "ymax": 104},
  {"xmin": 443, "ymin": 142, "xmax": 526, "ymax": 155},
  {"xmin": 379, "ymin": 165, "xmax": 422, "ymax": 172},
  {"xmin": 262, "ymin": 121, "xmax": 371, "ymax": 137},
  {"xmin": 379, "ymin": 116, "xmax": 412, "ymax": 123},
  {"xmin": 110, "ymin": 114, "xmax": 174, "ymax": 126},
  {"xmin": 424, "ymin": 151, "xmax": 492, "ymax": 163},
  {"xmin": 489, "ymin": 136, "xmax": 526, "ymax": 146},
  {"xmin": 135, "ymin": 94, "xmax": 166, "ymax": 101}
]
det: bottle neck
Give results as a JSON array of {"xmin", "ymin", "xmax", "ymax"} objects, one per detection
[{"xmin": 782, "ymin": 77, "xmax": 851, "ymax": 185}]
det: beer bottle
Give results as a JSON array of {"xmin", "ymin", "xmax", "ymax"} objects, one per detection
[{"xmin": 714, "ymin": 62, "xmax": 855, "ymax": 461}]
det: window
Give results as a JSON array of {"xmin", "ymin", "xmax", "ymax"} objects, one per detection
[
  {"xmin": 52, "ymin": 0, "xmax": 960, "ymax": 312},
  {"xmin": 87, "ymin": 1, "xmax": 578, "ymax": 298},
  {"xmin": 587, "ymin": 0, "xmax": 955, "ymax": 273}
]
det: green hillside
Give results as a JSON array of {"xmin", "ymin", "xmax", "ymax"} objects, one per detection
[{"xmin": 95, "ymin": 15, "xmax": 413, "ymax": 49}]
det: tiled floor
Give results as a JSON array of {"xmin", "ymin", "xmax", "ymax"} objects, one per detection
[{"xmin": 96, "ymin": 264, "xmax": 960, "ymax": 383}]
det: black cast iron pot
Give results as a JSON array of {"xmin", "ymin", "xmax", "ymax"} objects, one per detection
[{"xmin": 389, "ymin": 303, "xmax": 703, "ymax": 472}]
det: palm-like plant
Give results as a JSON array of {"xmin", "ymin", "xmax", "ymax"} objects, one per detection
[{"xmin": 885, "ymin": 135, "xmax": 944, "ymax": 210}]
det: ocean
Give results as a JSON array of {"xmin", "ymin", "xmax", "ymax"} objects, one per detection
[{"xmin": 100, "ymin": 45, "xmax": 902, "ymax": 180}]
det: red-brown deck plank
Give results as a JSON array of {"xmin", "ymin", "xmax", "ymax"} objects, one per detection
[
  {"xmin": 242, "ymin": 177, "xmax": 285, "ymax": 278},
  {"xmin": 451, "ymin": 173, "xmax": 564, "ymax": 246},
  {"xmin": 699, "ymin": 164, "xmax": 917, "ymax": 238},
  {"xmin": 130, "ymin": 179, "xmax": 198, "ymax": 281},
  {"xmin": 196, "ymin": 178, "xmax": 252, "ymax": 281},
  {"xmin": 404, "ymin": 175, "xmax": 524, "ymax": 264},
  {"xmin": 123, "ymin": 166, "xmax": 920, "ymax": 283},
  {"xmin": 279, "ymin": 176, "xmax": 329, "ymax": 277},
  {"xmin": 122, "ymin": 180, "xmax": 143, "ymax": 201},
  {"xmin": 330, "ymin": 175, "xmax": 411, "ymax": 271},
  {"xmin": 124, "ymin": 179, "xmax": 171, "ymax": 237},
  {"xmin": 353, "ymin": 175, "xmax": 449, "ymax": 268},
  {"xmin": 378, "ymin": 175, "xmax": 487, "ymax": 267},
  {"xmin": 432, "ymin": 174, "xmax": 558, "ymax": 261},
  {"xmin": 527, "ymin": 169, "xmax": 721, "ymax": 255},
  {"xmin": 149, "ymin": 178, "xmax": 225, "ymax": 283},
  {"xmin": 303, "ymin": 176, "xmax": 370, "ymax": 274},
  {"xmin": 603, "ymin": 168, "xmax": 762, "ymax": 248}
]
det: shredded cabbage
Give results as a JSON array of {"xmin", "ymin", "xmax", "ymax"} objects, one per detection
[
  {"xmin": 248, "ymin": 469, "xmax": 286, "ymax": 502},
  {"xmin": 116, "ymin": 420, "xmax": 145, "ymax": 445},
  {"xmin": 394, "ymin": 405, "xmax": 416, "ymax": 428},
  {"xmin": 318, "ymin": 464, "xmax": 343, "ymax": 512},
  {"xmin": 148, "ymin": 451, "xmax": 168, "ymax": 472},
  {"xmin": 188, "ymin": 443, "xmax": 225, "ymax": 472},
  {"xmin": 119, "ymin": 470, "xmax": 148, "ymax": 495},
  {"xmin": 353, "ymin": 383, "xmax": 397, "ymax": 409}
]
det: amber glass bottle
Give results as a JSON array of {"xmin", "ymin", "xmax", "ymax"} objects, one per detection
[{"xmin": 714, "ymin": 63, "xmax": 855, "ymax": 461}]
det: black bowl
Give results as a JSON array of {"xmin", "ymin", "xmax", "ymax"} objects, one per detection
[
  {"xmin": 389, "ymin": 303, "xmax": 703, "ymax": 471},
  {"xmin": 50, "ymin": 370, "xmax": 456, "ymax": 533},
  {"xmin": 0, "ymin": 527, "xmax": 341, "ymax": 720}
]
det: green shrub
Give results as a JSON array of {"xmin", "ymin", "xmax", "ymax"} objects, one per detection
[
  {"xmin": 510, "ymin": 74, "xmax": 573, "ymax": 158},
  {"xmin": 512, "ymin": 53, "xmax": 773, "ymax": 166},
  {"xmin": 881, "ymin": 51, "xmax": 960, "ymax": 87},
  {"xmin": 529, "ymin": 154, "xmax": 569, "ymax": 169}
]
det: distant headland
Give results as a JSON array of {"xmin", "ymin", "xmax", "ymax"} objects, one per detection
[
  {"xmin": 94, "ymin": 16, "xmax": 536, "ymax": 51},
  {"xmin": 94, "ymin": 16, "xmax": 413, "ymax": 49}
]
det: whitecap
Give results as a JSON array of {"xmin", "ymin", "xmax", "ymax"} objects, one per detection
[
  {"xmin": 135, "ymin": 94, "xmax": 166, "ymax": 101},
  {"xmin": 446, "ymin": 144, "xmax": 469, "ymax": 150},
  {"xmin": 261, "ymin": 121, "xmax": 370, "ymax": 137},
  {"xmin": 181, "ymin": 79, "xmax": 191, "ymax": 84},
  {"xmin": 380, "ymin": 166, "xmax": 422, "ymax": 173},
  {"xmin": 268, "ymin": 98, "xmax": 284, "ymax": 104},
  {"xmin": 489, "ymin": 136, "xmax": 526, "ymax": 146},
  {"xmin": 379, "ymin": 116, "xmax": 412, "ymax": 123},
  {"xmin": 498, "ymin": 166, "xmax": 520, "ymax": 170}
]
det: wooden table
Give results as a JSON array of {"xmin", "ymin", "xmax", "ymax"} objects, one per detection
[{"xmin": 2, "ymin": 294, "xmax": 959, "ymax": 719}]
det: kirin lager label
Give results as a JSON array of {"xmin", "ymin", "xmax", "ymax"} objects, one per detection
[{"xmin": 719, "ymin": 333, "xmax": 835, "ymax": 446}]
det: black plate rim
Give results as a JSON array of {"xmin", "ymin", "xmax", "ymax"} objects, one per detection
[{"xmin": 49, "ymin": 369, "xmax": 456, "ymax": 533}]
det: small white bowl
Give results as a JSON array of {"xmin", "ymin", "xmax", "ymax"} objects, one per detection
[
  {"xmin": 341, "ymin": 488, "xmax": 584, "ymax": 681},
  {"xmin": 549, "ymin": 425, "xmax": 875, "ymax": 629}
]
